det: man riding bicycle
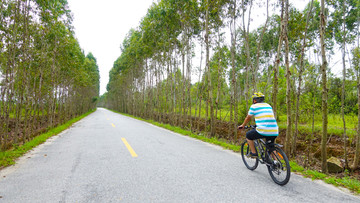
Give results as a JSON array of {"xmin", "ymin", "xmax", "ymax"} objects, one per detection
[{"xmin": 238, "ymin": 92, "xmax": 279, "ymax": 158}]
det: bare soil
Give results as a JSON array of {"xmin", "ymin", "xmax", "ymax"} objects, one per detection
[{"xmin": 1, "ymin": 115, "xmax": 62, "ymax": 151}]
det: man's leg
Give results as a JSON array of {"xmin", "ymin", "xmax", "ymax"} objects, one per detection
[
  {"xmin": 246, "ymin": 129, "xmax": 260, "ymax": 155},
  {"xmin": 247, "ymin": 138, "xmax": 256, "ymax": 154},
  {"xmin": 266, "ymin": 136, "xmax": 278, "ymax": 160}
]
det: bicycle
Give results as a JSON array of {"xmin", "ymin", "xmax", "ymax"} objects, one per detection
[{"xmin": 240, "ymin": 125, "xmax": 291, "ymax": 185}]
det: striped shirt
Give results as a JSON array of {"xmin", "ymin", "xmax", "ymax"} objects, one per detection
[{"xmin": 248, "ymin": 103, "xmax": 278, "ymax": 136}]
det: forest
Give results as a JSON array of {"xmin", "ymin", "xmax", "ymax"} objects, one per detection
[
  {"xmin": 0, "ymin": 1, "xmax": 100, "ymax": 151},
  {"xmin": 100, "ymin": 0, "xmax": 360, "ymax": 174}
]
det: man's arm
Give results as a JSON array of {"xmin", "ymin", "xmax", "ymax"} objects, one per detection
[{"xmin": 238, "ymin": 114, "xmax": 253, "ymax": 129}]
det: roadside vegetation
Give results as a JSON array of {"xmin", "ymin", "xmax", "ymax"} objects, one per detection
[
  {"xmin": 0, "ymin": 1, "xmax": 100, "ymax": 152},
  {"xmin": 99, "ymin": 0, "xmax": 360, "ymax": 185},
  {"xmin": 0, "ymin": 110, "xmax": 95, "ymax": 169}
]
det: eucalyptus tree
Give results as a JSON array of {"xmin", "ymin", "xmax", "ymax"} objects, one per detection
[
  {"xmin": 258, "ymin": 14, "xmax": 281, "ymax": 98},
  {"xmin": 272, "ymin": 0, "xmax": 285, "ymax": 118},
  {"xmin": 241, "ymin": 0, "xmax": 251, "ymax": 109},
  {"xmin": 328, "ymin": 0, "xmax": 359, "ymax": 168},
  {"xmin": 0, "ymin": 2, "xmax": 7, "ymax": 148},
  {"xmin": 319, "ymin": 0, "xmax": 328, "ymax": 173},
  {"xmin": 260, "ymin": 0, "xmax": 291, "ymax": 154},
  {"xmin": 200, "ymin": 0, "xmax": 228, "ymax": 136},
  {"xmin": 140, "ymin": 1, "xmax": 180, "ymax": 122},
  {"xmin": 1, "ymin": 0, "xmax": 21, "ymax": 147},
  {"xmin": 353, "ymin": 47, "xmax": 360, "ymax": 169},
  {"xmin": 154, "ymin": 1, "xmax": 181, "ymax": 122},
  {"xmin": 108, "ymin": 29, "xmax": 144, "ymax": 115},
  {"xmin": 304, "ymin": 64, "xmax": 321, "ymax": 167},
  {"xmin": 227, "ymin": 0, "xmax": 240, "ymax": 137},
  {"xmin": 292, "ymin": 0, "xmax": 314, "ymax": 156},
  {"xmin": 0, "ymin": 0, "xmax": 99, "ymax": 151},
  {"xmin": 351, "ymin": 0, "xmax": 360, "ymax": 169},
  {"xmin": 240, "ymin": 0, "xmax": 270, "ymax": 99},
  {"xmin": 283, "ymin": 0, "xmax": 292, "ymax": 155},
  {"xmin": 169, "ymin": 0, "xmax": 200, "ymax": 127},
  {"xmin": 210, "ymin": 45, "xmax": 230, "ymax": 121}
]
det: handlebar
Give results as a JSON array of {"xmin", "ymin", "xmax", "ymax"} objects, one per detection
[{"xmin": 238, "ymin": 125, "xmax": 256, "ymax": 130}]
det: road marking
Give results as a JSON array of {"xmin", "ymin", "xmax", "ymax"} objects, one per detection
[
  {"xmin": 107, "ymin": 118, "xmax": 110, "ymax": 120},
  {"xmin": 121, "ymin": 138, "xmax": 138, "ymax": 157},
  {"xmin": 111, "ymin": 123, "xmax": 115, "ymax": 127}
]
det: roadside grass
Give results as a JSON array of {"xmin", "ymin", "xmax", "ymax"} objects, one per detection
[
  {"xmin": 290, "ymin": 162, "xmax": 360, "ymax": 194},
  {"xmin": 0, "ymin": 109, "xmax": 95, "ymax": 169},
  {"xmin": 111, "ymin": 109, "xmax": 360, "ymax": 195},
  {"xmin": 181, "ymin": 106, "xmax": 358, "ymax": 138}
]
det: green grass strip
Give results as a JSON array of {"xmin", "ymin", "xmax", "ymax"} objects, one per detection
[
  {"xmin": 291, "ymin": 161, "xmax": 360, "ymax": 194},
  {"xmin": 108, "ymin": 109, "xmax": 360, "ymax": 194},
  {"xmin": 0, "ymin": 109, "xmax": 95, "ymax": 168}
]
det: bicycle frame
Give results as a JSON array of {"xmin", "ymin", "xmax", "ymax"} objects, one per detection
[{"xmin": 254, "ymin": 139, "xmax": 273, "ymax": 166}]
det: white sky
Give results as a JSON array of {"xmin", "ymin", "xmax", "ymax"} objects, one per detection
[{"xmin": 67, "ymin": 0, "xmax": 155, "ymax": 95}]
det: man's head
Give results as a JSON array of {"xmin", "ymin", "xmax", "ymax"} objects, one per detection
[{"xmin": 252, "ymin": 92, "xmax": 265, "ymax": 104}]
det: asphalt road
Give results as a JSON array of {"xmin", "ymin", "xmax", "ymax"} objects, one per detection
[{"xmin": 0, "ymin": 108, "xmax": 359, "ymax": 202}]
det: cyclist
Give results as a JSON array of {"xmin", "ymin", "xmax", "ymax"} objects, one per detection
[{"xmin": 238, "ymin": 92, "xmax": 278, "ymax": 158}]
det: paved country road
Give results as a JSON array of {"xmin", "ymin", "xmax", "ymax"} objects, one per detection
[{"xmin": 0, "ymin": 108, "xmax": 359, "ymax": 203}]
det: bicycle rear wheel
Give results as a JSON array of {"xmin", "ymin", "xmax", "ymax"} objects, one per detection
[
  {"xmin": 267, "ymin": 147, "xmax": 291, "ymax": 185},
  {"xmin": 241, "ymin": 141, "xmax": 259, "ymax": 170}
]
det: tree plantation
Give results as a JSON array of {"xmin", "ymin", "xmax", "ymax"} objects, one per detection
[
  {"xmin": 1, "ymin": 0, "xmax": 360, "ymax": 179},
  {"xmin": 0, "ymin": 1, "xmax": 100, "ymax": 151},
  {"xmin": 100, "ymin": 0, "xmax": 360, "ymax": 173}
]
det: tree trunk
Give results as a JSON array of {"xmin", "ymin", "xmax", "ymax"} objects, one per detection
[
  {"xmin": 242, "ymin": 0, "xmax": 252, "ymax": 110},
  {"xmin": 293, "ymin": 0, "xmax": 314, "ymax": 156},
  {"xmin": 205, "ymin": 0, "xmax": 214, "ymax": 136},
  {"xmin": 320, "ymin": 0, "xmax": 328, "ymax": 173},
  {"xmin": 353, "ymin": 75, "xmax": 360, "ymax": 169},
  {"xmin": 341, "ymin": 0, "xmax": 348, "ymax": 168},
  {"xmin": 196, "ymin": 40, "xmax": 204, "ymax": 132},
  {"xmin": 351, "ymin": 8, "xmax": 360, "ymax": 170},
  {"xmin": 284, "ymin": 0, "xmax": 292, "ymax": 156},
  {"xmin": 187, "ymin": 36, "xmax": 192, "ymax": 131},
  {"xmin": 181, "ymin": 44, "xmax": 186, "ymax": 126},
  {"xmin": 216, "ymin": 30, "xmax": 221, "ymax": 120},
  {"xmin": 230, "ymin": 0, "xmax": 238, "ymax": 138},
  {"xmin": 306, "ymin": 86, "xmax": 317, "ymax": 168},
  {"xmin": 272, "ymin": 0, "xmax": 285, "ymax": 118}
]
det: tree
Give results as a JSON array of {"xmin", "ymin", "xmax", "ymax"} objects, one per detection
[
  {"xmin": 0, "ymin": 0, "xmax": 99, "ymax": 151},
  {"xmin": 272, "ymin": 0, "xmax": 285, "ymax": 119},
  {"xmin": 283, "ymin": 0, "xmax": 292, "ymax": 156},
  {"xmin": 293, "ymin": 0, "xmax": 314, "ymax": 156},
  {"xmin": 352, "ymin": 47, "xmax": 360, "ymax": 169},
  {"xmin": 329, "ymin": 0, "xmax": 359, "ymax": 168},
  {"xmin": 319, "ymin": 0, "xmax": 328, "ymax": 173}
]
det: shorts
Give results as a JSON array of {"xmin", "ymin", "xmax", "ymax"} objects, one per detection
[{"xmin": 246, "ymin": 129, "xmax": 277, "ymax": 143}]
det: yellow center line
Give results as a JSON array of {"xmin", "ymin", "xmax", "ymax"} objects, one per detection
[
  {"xmin": 111, "ymin": 123, "xmax": 115, "ymax": 127},
  {"xmin": 121, "ymin": 138, "xmax": 138, "ymax": 157}
]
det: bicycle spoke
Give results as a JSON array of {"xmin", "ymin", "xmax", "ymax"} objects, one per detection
[
  {"xmin": 267, "ymin": 147, "xmax": 291, "ymax": 185},
  {"xmin": 241, "ymin": 141, "xmax": 258, "ymax": 170}
]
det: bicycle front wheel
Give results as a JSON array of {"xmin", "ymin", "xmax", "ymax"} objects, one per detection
[
  {"xmin": 267, "ymin": 147, "xmax": 291, "ymax": 185},
  {"xmin": 241, "ymin": 141, "xmax": 259, "ymax": 170}
]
